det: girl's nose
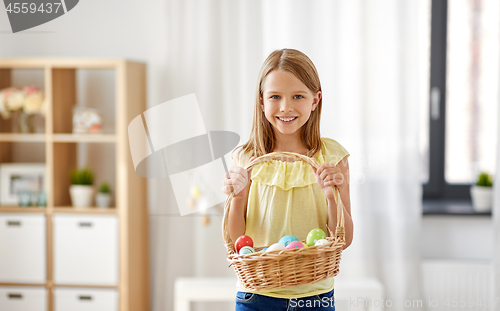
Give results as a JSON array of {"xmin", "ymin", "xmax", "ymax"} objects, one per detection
[{"xmin": 280, "ymin": 99, "xmax": 294, "ymax": 112}]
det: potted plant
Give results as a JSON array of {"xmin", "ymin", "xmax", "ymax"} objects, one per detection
[
  {"xmin": 96, "ymin": 182, "xmax": 112, "ymax": 208},
  {"xmin": 69, "ymin": 166, "xmax": 94, "ymax": 208},
  {"xmin": 470, "ymin": 172, "xmax": 493, "ymax": 212}
]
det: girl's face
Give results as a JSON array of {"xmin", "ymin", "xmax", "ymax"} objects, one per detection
[{"xmin": 260, "ymin": 69, "xmax": 321, "ymax": 139}]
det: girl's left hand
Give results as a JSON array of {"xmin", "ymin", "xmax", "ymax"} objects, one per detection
[{"xmin": 312, "ymin": 162, "xmax": 345, "ymax": 200}]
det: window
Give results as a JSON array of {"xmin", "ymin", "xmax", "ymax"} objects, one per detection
[{"xmin": 420, "ymin": 0, "xmax": 498, "ymax": 202}]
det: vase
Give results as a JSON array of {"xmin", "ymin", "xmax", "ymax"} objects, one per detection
[
  {"xmin": 95, "ymin": 193, "xmax": 111, "ymax": 208},
  {"xmin": 470, "ymin": 185, "xmax": 493, "ymax": 212},
  {"xmin": 69, "ymin": 185, "xmax": 94, "ymax": 208},
  {"xmin": 10, "ymin": 110, "xmax": 45, "ymax": 133},
  {"xmin": 11, "ymin": 110, "xmax": 29, "ymax": 133}
]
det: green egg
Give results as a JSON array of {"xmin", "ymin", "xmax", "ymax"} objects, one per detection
[{"xmin": 306, "ymin": 228, "xmax": 326, "ymax": 246}]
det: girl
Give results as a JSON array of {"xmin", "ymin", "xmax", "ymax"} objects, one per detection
[{"xmin": 222, "ymin": 48, "xmax": 353, "ymax": 311}]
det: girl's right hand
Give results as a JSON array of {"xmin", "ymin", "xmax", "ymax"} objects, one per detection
[{"xmin": 221, "ymin": 156, "xmax": 257, "ymax": 197}]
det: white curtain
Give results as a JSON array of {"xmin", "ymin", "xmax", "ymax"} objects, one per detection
[
  {"xmin": 151, "ymin": 1, "xmax": 424, "ymax": 310},
  {"xmin": 494, "ymin": 71, "xmax": 500, "ymax": 309}
]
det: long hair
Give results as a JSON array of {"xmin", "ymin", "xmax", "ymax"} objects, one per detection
[{"xmin": 236, "ymin": 48, "xmax": 323, "ymax": 161}]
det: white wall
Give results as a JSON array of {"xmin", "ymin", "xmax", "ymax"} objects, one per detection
[{"xmin": 422, "ymin": 216, "xmax": 493, "ymax": 260}]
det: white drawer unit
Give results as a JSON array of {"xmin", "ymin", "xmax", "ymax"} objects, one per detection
[
  {"xmin": 0, "ymin": 214, "xmax": 46, "ymax": 283},
  {"xmin": 53, "ymin": 215, "xmax": 118, "ymax": 286},
  {"xmin": 54, "ymin": 287, "xmax": 118, "ymax": 311},
  {"xmin": 0, "ymin": 286, "xmax": 47, "ymax": 311}
]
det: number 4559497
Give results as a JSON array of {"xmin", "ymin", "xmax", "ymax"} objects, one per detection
[{"xmin": 6, "ymin": 2, "xmax": 62, "ymax": 14}]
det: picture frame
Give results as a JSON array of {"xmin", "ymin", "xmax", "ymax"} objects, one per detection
[{"xmin": 0, "ymin": 163, "xmax": 46, "ymax": 205}]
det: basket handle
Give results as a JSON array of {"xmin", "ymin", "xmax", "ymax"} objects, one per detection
[{"xmin": 222, "ymin": 151, "xmax": 346, "ymax": 254}]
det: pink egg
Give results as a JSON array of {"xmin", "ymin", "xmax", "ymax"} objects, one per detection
[
  {"xmin": 235, "ymin": 235, "xmax": 253, "ymax": 253},
  {"xmin": 286, "ymin": 241, "xmax": 304, "ymax": 249}
]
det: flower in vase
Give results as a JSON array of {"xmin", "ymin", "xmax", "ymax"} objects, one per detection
[
  {"xmin": 24, "ymin": 92, "xmax": 44, "ymax": 115},
  {"xmin": 23, "ymin": 85, "xmax": 40, "ymax": 96},
  {"xmin": 6, "ymin": 89, "xmax": 25, "ymax": 111},
  {"xmin": 0, "ymin": 87, "xmax": 19, "ymax": 118}
]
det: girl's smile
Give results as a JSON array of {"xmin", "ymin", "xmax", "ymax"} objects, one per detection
[{"xmin": 276, "ymin": 116, "xmax": 298, "ymax": 123}]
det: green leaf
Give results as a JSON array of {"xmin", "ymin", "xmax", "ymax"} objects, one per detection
[
  {"xmin": 70, "ymin": 166, "xmax": 94, "ymax": 185},
  {"xmin": 476, "ymin": 172, "xmax": 493, "ymax": 187},
  {"xmin": 99, "ymin": 182, "xmax": 111, "ymax": 193}
]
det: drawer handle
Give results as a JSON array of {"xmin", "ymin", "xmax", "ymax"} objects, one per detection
[
  {"xmin": 79, "ymin": 295, "xmax": 92, "ymax": 300},
  {"xmin": 8, "ymin": 293, "xmax": 23, "ymax": 299},
  {"xmin": 7, "ymin": 221, "xmax": 21, "ymax": 226},
  {"xmin": 79, "ymin": 222, "xmax": 93, "ymax": 227}
]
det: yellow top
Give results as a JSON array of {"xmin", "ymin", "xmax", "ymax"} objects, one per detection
[{"xmin": 231, "ymin": 137, "xmax": 350, "ymax": 299}]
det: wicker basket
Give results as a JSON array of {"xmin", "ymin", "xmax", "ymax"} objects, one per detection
[{"xmin": 222, "ymin": 151, "xmax": 345, "ymax": 291}]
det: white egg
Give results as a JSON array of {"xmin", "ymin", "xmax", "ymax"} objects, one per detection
[
  {"xmin": 266, "ymin": 243, "xmax": 286, "ymax": 252},
  {"xmin": 315, "ymin": 239, "xmax": 329, "ymax": 246}
]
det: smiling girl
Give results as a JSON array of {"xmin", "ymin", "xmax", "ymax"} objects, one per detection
[{"xmin": 222, "ymin": 48, "xmax": 353, "ymax": 310}]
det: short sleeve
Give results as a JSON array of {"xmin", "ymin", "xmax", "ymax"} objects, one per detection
[{"xmin": 316, "ymin": 137, "xmax": 350, "ymax": 165}]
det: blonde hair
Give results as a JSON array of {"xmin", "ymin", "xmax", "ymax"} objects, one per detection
[{"xmin": 235, "ymin": 48, "xmax": 323, "ymax": 162}]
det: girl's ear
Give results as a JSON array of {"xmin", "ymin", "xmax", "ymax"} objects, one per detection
[{"xmin": 312, "ymin": 91, "xmax": 321, "ymax": 111}]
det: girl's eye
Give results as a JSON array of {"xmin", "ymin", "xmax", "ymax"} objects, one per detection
[
  {"xmin": 294, "ymin": 95, "xmax": 303, "ymax": 99},
  {"xmin": 270, "ymin": 95, "xmax": 280, "ymax": 99}
]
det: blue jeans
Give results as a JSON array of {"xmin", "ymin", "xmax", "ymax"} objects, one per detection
[{"xmin": 235, "ymin": 288, "xmax": 335, "ymax": 311}]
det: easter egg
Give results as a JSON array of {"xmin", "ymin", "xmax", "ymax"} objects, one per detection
[
  {"xmin": 235, "ymin": 235, "xmax": 253, "ymax": 253},
  {"xmin": 315, "ymin": 239, "xmax": 329, "ymax": 246},
  {"xmin": 286, "ymin": 241, "xmax": 304, "ymax": 249},
  {"xmin": 278, "ymin": 235, "xmax": 299, "ymax": 247},
  {"xmin": 266, "ymin": 243, "xmax": 286, "ymax": 252},
  {"xmin": 259, "ymin": 248, "xmax": 268, "ymax": 252},
  {"xmin": 306, "ymin": 228, "xmax": 326, "ymax": 246},
  {"xmin": 239, "ymin": 246, "xmax": 256, "ymax": 255}
]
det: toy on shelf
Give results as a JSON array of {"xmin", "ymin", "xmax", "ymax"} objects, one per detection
[{"xmin": 72, "ymin": 106, "xmax": 103, "ymax": 134}]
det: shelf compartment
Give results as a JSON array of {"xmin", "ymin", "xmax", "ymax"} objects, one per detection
[
  {"xmin": 52, "ymin": 142, "xmax": 115, "ymax": 207},
  {"xmin": 52, "ymin": 68, "xmax": 116, "ymax": 135},
  {"xmin": 0, "ymin": 68, "xmax": 46, "ymax": 134},
  {"xmin": 53, "ymin": 215, "xmax": 118, "ymax": 286},
  {"xmin": 0, "ymin": 286, "xmax": 47, "ymax": 311},
  {"xmin": 0, "ymin": 214, "xmax": 46, "ymax": 284},
  {"xmin": 54, "ymin": 287, "xmax": 118, "ymax": 311},
  {"xmin": 0, "ymin": 142, "xmax": 47, "ymax": 208},
  {"xmin": 0, "ymin": 141, "xmax": 46, "ymax": 163}
]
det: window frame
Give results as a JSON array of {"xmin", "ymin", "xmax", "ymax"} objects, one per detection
[{"xmin": 423, "ymin": 0, "xmax": 472, "ymax": 201}]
